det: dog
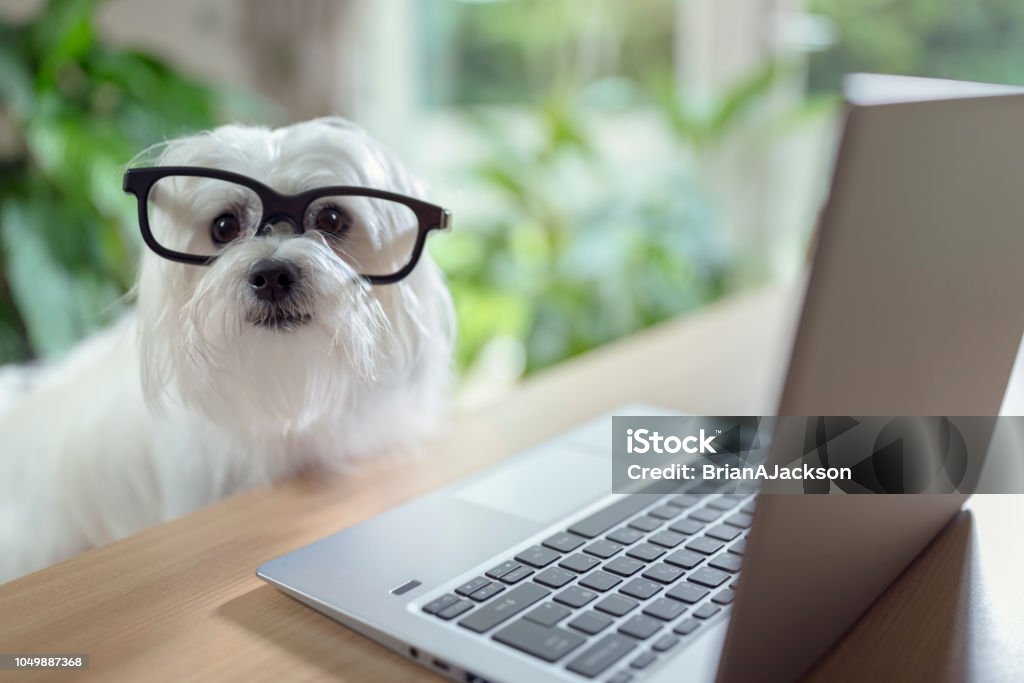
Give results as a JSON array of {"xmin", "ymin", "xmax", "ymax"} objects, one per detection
[{"xmin": 0, "ymin": 117, "xmax": 455, "ymax": 583}]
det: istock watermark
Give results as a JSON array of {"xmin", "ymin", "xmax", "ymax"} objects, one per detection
[
  {"xmin": 623, "ymin": 461, "xmax": 852, "ymax": 483},
  {"xmin": 625, "ymin": 427, "xmax": 719, "ymax": 455},
  {"xmin": 612, "ymin": 415, "xmax": 1019, "ymax": 495}
]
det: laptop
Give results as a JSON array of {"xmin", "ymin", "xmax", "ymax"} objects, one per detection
[{"xmin": 257, "ymin": 74, "xmax": 1024, "ymax": 683}]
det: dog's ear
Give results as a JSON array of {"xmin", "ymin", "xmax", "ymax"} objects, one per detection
[
  {"xmin": 130, "ymin": 124, "xmax": 273, "ymax": 171},
  {"xmin": 308, "ymin": 116, "xmax": 359, "ymax": 133},
  {"xmin": 128, "ymin": 133, "xmax": 205, "ymax": 168},
  {"xmin": 135, "ymin": 256, "xmax": 180, "ymax": 413},
  {"xmin": 377, "ymin": 140, "xmax": 428, "ymax": 199},
  {"xmin": 305, "ymin": 116, "xmax": 429, "ymax": 198}
]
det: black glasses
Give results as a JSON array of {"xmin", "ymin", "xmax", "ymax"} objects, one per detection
[{"xmin": 122, "ymin": 166, "xmax": 452, "ymax": 284}]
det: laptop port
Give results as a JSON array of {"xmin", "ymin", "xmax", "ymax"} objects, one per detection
[
  {"xmin": 432, "ymin": 658, "xmax": 450, "ymax": 672},
  {"xmin": 408, "ymin": 647, "xmax": 418, "ymax": 659},
  {"xmin": 465, "ymin": 674, "xmax": 490, "ymax": 683}
]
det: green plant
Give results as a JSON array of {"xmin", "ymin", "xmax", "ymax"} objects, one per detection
[
  {"xmin": 433, "ymin": 101, "xmax": 725, "ymax": 377},
  {"xmin": 432, "ymin": 49, "xmax": 816, "ymax": 377},
  {"xmin": 0, "ymin": 0, "xmax": 245, "ymax": 363},
  {"xmin": 808, "ymin": 0, "xmax": 1024, "ymax": 90},
  {"xmin": 651, "ymin": 62, "xmax": 781, "ymax": 152}
]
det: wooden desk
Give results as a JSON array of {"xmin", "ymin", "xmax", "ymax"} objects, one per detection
[{"xmin": 1, "ymin": 285, "xmax": 1021, "ymax": 682}]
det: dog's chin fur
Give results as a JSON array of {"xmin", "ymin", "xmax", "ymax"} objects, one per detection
[{"xmin": 0, "ymin": 118, "xmax": 455, "ymax": 583}]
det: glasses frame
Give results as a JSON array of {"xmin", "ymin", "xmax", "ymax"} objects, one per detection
[{"xmin": 123, "ymin": 166, "xmax": 452, "ymax": 285}]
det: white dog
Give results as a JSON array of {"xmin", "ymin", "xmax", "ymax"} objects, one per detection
[{"xmin": 0, "ymin": 118, "xmax": 454, "ymax": 583}]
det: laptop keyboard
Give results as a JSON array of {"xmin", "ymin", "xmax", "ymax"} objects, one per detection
[{"xmin": 420, "ymin": 489, "xmax": 754, "ymax": 681}]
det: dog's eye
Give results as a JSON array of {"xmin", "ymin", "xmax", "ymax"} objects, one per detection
[
  {"xmin": 211, "ymin": 214, "xmax": 241, "ymax": 245},
  {"xmin": 313, "ymin": 206, "xmax": 352, "ymax": 234}
]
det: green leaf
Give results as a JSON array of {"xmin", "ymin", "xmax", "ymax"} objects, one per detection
[
  {"xmin": 0, "ymin": 37, "xmax": 35, "ymax": 118},
  {"xmin": 708, "ymin": 61, "xmax": 780, "ymax": 137},
  {"xmin": 0, "ymin": 199, "xmax": 85, "ymax": 357}
]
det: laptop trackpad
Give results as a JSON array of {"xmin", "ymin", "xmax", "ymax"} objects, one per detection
[{"xmin": 454, "ymin": 444, "xmax": 606, "ymax": 524}]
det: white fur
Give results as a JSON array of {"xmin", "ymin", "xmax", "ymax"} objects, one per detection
[{"xmin": 0, "ymin": 118, "xmax": 454, "ymax": 583}]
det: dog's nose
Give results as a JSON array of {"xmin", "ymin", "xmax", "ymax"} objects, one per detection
[{"xmin": 248, "ymin": 259, "xmax": 299, "ymax": 302}]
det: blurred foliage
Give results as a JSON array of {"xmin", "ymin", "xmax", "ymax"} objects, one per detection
[
  {"xmin": 433, "ymin": 101, "xmax": 730, "ymax": 374},
  {"xmin": 428, "ymin": 1, "xmax": 793, "ymax": 376},
  {"xmin": 0, "ymin": 0, "xmax": 241, "ymax": 363},
  {"xmin": 650, "ymin": 61, "xmax": 788, "ymax": 153},
  {"xmin": 808, "ymin": 0, "xmax": 1024, "ymax": 90},
  {"xmin": 422, "ymin": 0, "xmax": 674, "ymax": 107}
]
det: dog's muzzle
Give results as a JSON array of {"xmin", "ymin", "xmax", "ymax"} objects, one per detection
[
  {"xmin": 246, "ymin": 258, "xmax": 312, "ymax": 329},
  {"xmin": 248, "ymin": 258, "xmax": 298, "ymax": 303}
]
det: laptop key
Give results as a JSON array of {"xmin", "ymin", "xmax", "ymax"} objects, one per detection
[
  {"xmin": 691, "ymin": 480, "xmax": 727, "ymax": 493},
  {"xmin": 524, "ymin": 602, "xmax": 572, "ymax": 627},
  {"xmin": 555, "ymin": 586, "xmax": 599, "ymax": 608},
  {"xmin": 627, "ymin": 516, "xmax": 662, "ymax": 532},
  {"xmin": 619, "ymin": 578, "xmax": 662, "ymax": 601},
  {"xmin": 729, "ymin": 539, "xmax": 747, "ymax": 556},
  {"xmin": 606, "ymin": 527, "xmax": 645, "ymax": 545},
  {"xmin": 672, "ymin": 618, "xmax": 701, "ymax": 635},
  {"xmin": 706, "ymin": 524, "xmax": 742, "ymax": 542},
  {"xmin": 641, "ymin": 563, "xmax": 684, "ymax": 585},
  {"xmin": 629, "ymin": 652, "xmax": 658, "ymax": 670},
  {"xmin": 663, "ymin": 549, "xmax": 704, "ymax": 570},
  {"xmin": 706, "ymin": 496, "xmax": 736, "ymax": 511},
  {"xmin": 648, "ymin": 505, "xmax": 682, "ymax": 520},
  {"xmin": 567, "ymin": 610, "xmax": 613, "ymax": 635},
  {"xmin": 544, "ymin": 532, "xmax": 586, "ymax": 553},
  {"xmin": 594, "ymin": 593, "xmax": 639, "ymax": 617},
  {"xmin": 703, "ymin": 482, "xmax": 734, "ymax": 492},
  {"xmin": 534, "ymin": 567, "xmax": 577, "ymax": 589},
  {"xmin": 579, "ymin": 571, "xmax": 623, "ymax": 592},
  {"xmin": 642, "ymin": 597, "xmax": 686, "ymax": 621},
  {"xmin": 686, "ymin": 537, "xmax": 725, "ymax": 555},
  {"xmin": 501, "ymin": 566, "xmax": 534, "ymax": 584},
  {"xmin": 569, "ymin": 496, "xmax": 661, "ymax": 539},
  {"xmin": 689, "ymin": 507, "xmax": 722, "ymax": 524},
  {"xmin": 725, "ymin": 512, "xmax": 754, "ymax": 529},
  {"xmin": 625, "ymin": 543, "xmax": 665, "ymax": 562},
  {"xmin": 455, "ymin": 577, "xmax": 491, "ymax": 597},
  {"xmin": 470, "ymin": 582, "xmax": 506, "ymax": 602},
  {"xmin": 438, "ymin": 599, "xmax": 475, "ymax": 620},
  {"xmin": 666, "ymin": 583, "xmax": 709, "ymax": 604},
  {"xmin": 583, "ymin": 540, "xmax": 624, "ymax": 559},
  {"xmin": 422, "ymin": 593, "xmax": 459, "ymax": 615},
  {"xmin": 604, "ymin": 556, "xmax": 645, "ymax": 577},
  {"xmin": 560, "ymin": 553, "xmax": 600, "ymax": 573},
  {"xmin": 618, "ymin": 615, "xmax": 662, "ymax": 640},
  {"xmin": 668, "ymin": 494, "xmax": 700, "ymax": 509},
  {"xmin": 648, "ymin": 530, "xmax": 686, "ymax": 549},
  {"xmin": 458, "ymin": 583, "xmax": 549, "ymax": 633},
  {"xmin": 652, "ymin": 635, "xmax": 681, "ymax": 652},
  {"xmin": 516, "ymin": 545, "xmax": 561, "ymax": 568},
  {"xmin": 565, "ymin": 634, "xmax": 637, "ymax": 678},
  {"xmin": 667, "ymin": 518, "xmax": 703, "ymax": 536},
  {"xmin": 723, "ymin": 493, "xmax": 752, "ymax": 504},
  {"xmin": 712, "ymin": 589, "xmax": 737, "ymax": 605},
  {"xmin": 493, "ymin": 618, "xmax": 585, "ymax": 663},
  {"xmin": 608, "ymin": 673, "xmax": 634, "ymax": 683},
  {"xmin": 709, "ymin": 554, "xmax": 743, "ymax": 573},
  {"xmin": 485, "ymin": 561, "xmax": 521, "ymax": 580},
  {"xmin": 693, "ymin": 603, "xmax": 722, "ymax": 619},
  {"xmin": 688, "ymin": 567, "xmax": 731, "ymax": 588}
]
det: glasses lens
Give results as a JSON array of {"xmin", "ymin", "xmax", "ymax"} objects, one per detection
[
  {"xmin": 304, "ymin": 195, "xmax": 420, "ymax": 278},
  {"xmin": 146, "ymin": 175, "xmax": 263, "ymax": 258}
]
